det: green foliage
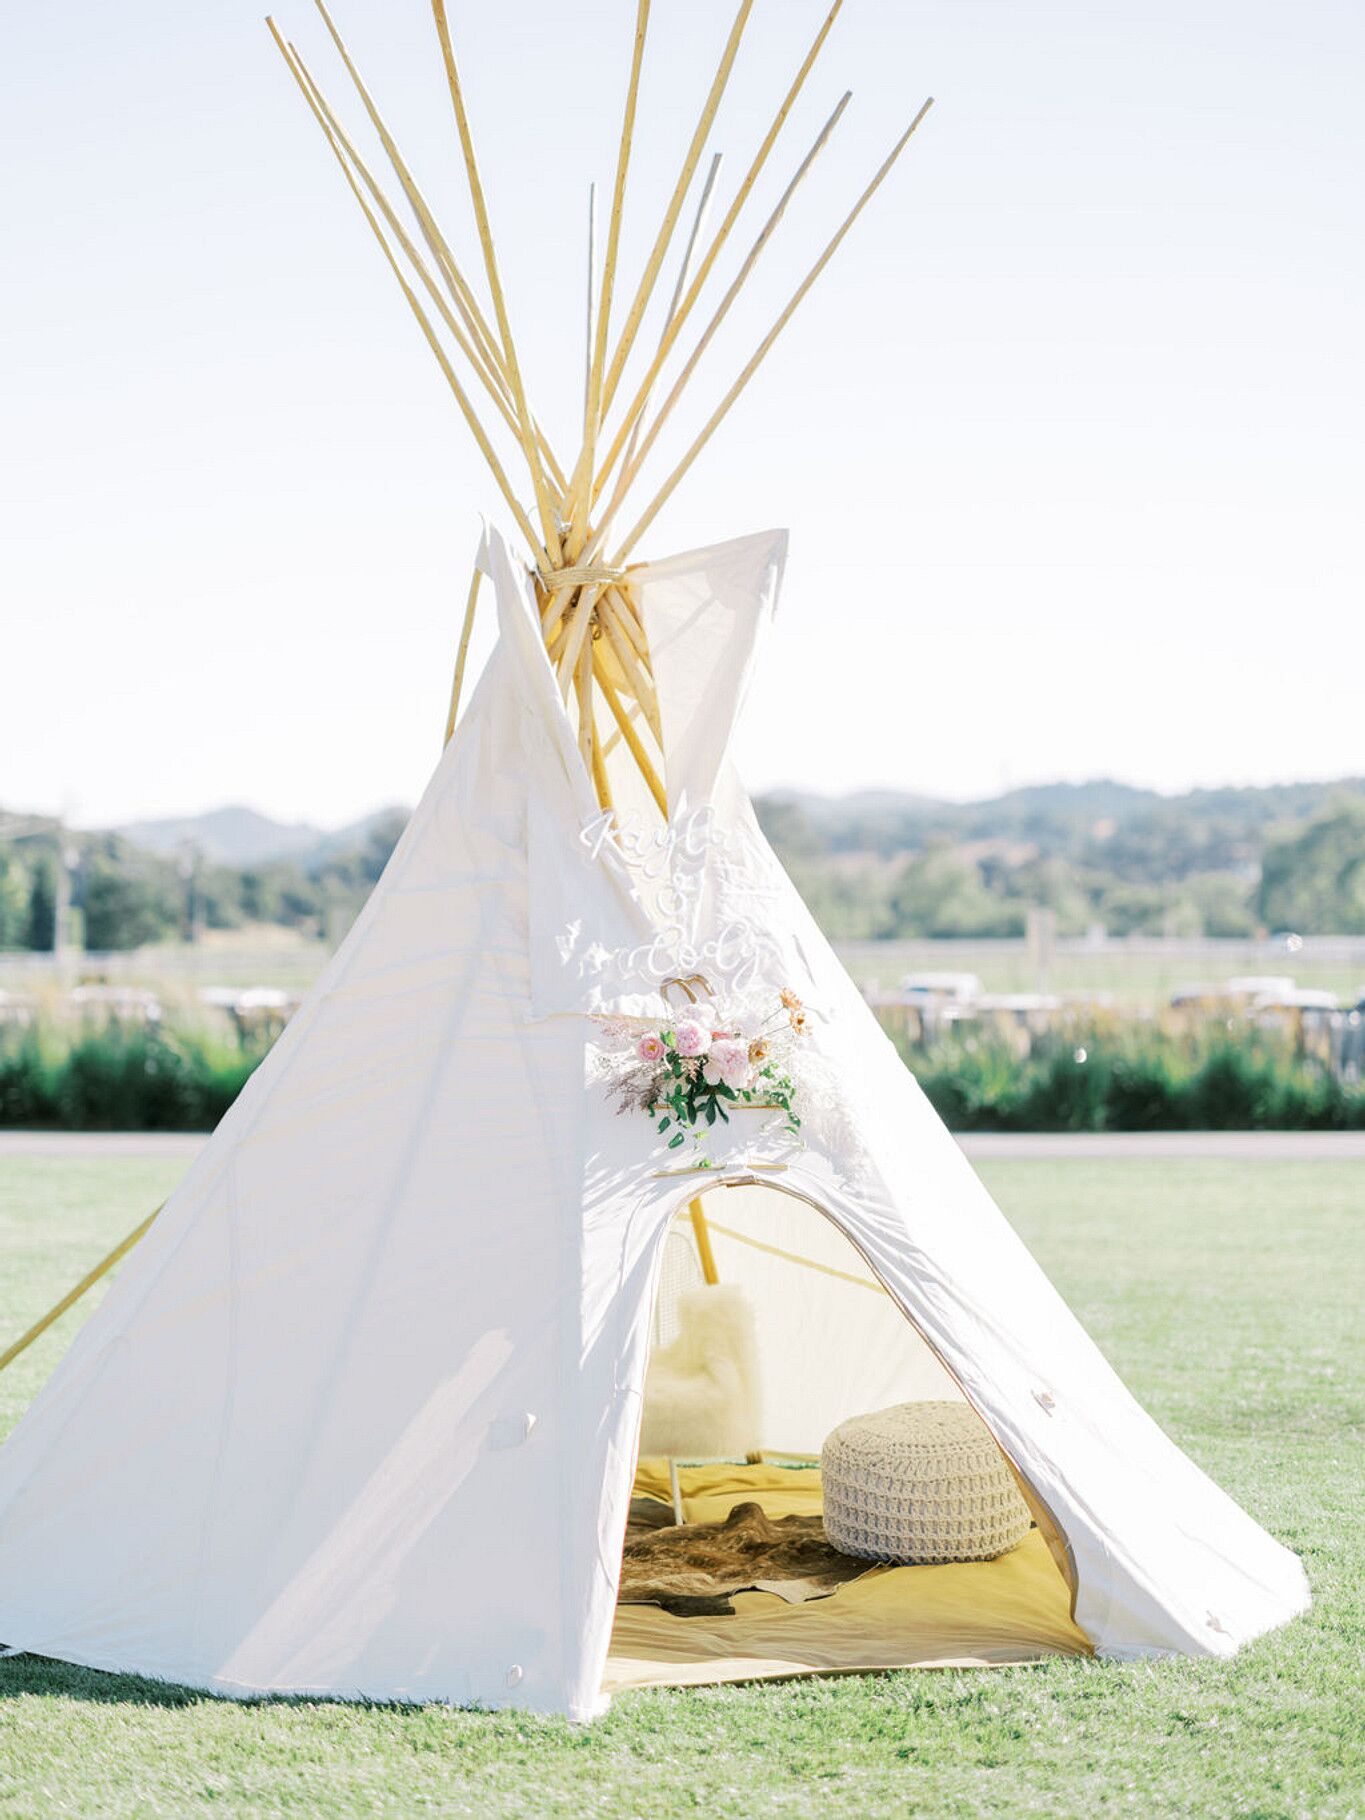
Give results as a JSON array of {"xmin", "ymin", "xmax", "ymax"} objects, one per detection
[
  {"xmin": 2, "ymin": 1011, "xmax": 1357, "ymax": 1134},
  {"xmin": 0, "ymin": 811, "xmax": 409, "ymax": 955},
  {"xmin": 80, "ymin": 844, "xmax": 181, "ymax": 951},
  {"xmin": 900, "ymin": 1022, "xmax": 1365, "ymax": 1132},
  {"xmin": 1258, "ymin": 798, "xmax": 1365, "ymax": 934},
  {"xmin": 0, "ymin": 850, "xmax": 33, "ymax": 949},
  {"xmin": 888, "ymin": 842, "xmax": 1027, "ymax": 938},
  {"xmin": 25, "ymin": 850, "xmax": 57, "ymax": 949},
  {"xmin": 754, "ymin": 778, "xmax": 1365, "ymax": 940},
  {"xmin": 0, "ymin": 1020, "xmax": 267, "ymax": 1131}
]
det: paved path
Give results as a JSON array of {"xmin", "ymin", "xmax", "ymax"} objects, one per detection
[
  {"xmin": 2, "ymin": 1131, "xmax": 1363, "ymax": 1162},
  {"xmin": 0, "ymin": 1133, "xmax": 207, "ymax": 1159},
  {"xmin": 959, "ymin": 1131, "xmax": 1365, "ymax": 1160}
]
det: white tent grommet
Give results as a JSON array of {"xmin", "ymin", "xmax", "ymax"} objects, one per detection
[{"xmin": 489, "ymin": 1413, "xmax": 537, "ymax": 1449}]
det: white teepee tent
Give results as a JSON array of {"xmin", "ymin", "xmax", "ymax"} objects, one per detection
[{"xmin": 0, "ymin": 2, "xmax": 1307, "ymax": 1719}]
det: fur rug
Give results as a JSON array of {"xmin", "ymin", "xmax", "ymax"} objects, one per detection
[{"xmin": 621, "ymin": 1499, "xmax": 869, "ymax": 1618}]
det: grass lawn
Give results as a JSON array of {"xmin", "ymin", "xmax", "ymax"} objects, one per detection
[{"xmin": 0, "ymin": 1155, "xmax": 1361, "ymax": 1818}]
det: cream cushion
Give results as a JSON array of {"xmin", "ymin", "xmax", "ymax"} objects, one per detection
[{"xmin": 821, "ymin": 1401, "xmax": 1032, "ymax": 1564}]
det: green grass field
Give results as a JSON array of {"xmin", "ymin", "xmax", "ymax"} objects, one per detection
[{"xmin": 0, "ymin": 1156, "xmax": 1361, "ymax": 1818}]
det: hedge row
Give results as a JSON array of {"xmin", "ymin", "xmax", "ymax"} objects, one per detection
[
  {"xmin": 1, "ymin": 1017, "xmax": 1361, "ymax": 1132},
  {"xmin": 901, "ymin": 1026, "xmax": 1365, "ymax": 1132},
  {"xmin": 0, "ymin": 1024, "xmax": 266, "ymax": 1131}
]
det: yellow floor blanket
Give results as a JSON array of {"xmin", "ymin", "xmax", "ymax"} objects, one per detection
[{"xmin": 604, "ymin": 1461, "xmax": 1091, "ymax": 1693}]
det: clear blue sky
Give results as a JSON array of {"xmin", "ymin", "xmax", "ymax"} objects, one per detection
[{"xmin": 2, "ymin": 0, "xmax": 1361, "ymax": 828}]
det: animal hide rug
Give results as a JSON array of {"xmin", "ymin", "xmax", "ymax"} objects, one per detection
[{"xmin": 620, "ymin": 1499, "xmax": 870, "ymax": 1618}]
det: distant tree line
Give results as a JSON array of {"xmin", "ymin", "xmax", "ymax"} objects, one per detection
[
  {"xmin": 0, "ymin": 813, "xmax": 408, "ymax": 952},
  {"xmin": 2, "ymin": 785, "xmax": 1363, "ymax": 951},
  {"xmin": 756, "ymin": 786, "xmax": 1365, "ymax": 942}
]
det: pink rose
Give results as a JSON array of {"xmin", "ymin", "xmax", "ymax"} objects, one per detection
[
  {"xmin": 703, "ymin": 1037, "xmax": 752, "ymax": 1093},
  {"xmin": 637, "ymin": 1033, "xmax": 665, "ymax": 1063},
  {"xmin": 675, "ymin": 1018, "xmax": 711, "ymax": 1058}
]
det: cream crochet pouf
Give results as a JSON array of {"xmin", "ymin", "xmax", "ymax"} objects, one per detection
[{"xmin": 821, "ymin": 1400, "xmax": 1032, "ymax": 1564}]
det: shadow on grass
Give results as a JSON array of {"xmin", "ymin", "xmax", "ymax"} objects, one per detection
[
  {"xmin": 1, "ymin": 1652, "xmax": 212, "ymax": 1708},
  {"xmin": 0, "ymin": 1651, "xmax": 430, "ymax": 1715}
]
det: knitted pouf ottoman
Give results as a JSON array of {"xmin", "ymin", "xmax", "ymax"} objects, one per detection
[{"xmin": 821, "ymin": 1400, "xmax": 1032, "ymax": 1564}]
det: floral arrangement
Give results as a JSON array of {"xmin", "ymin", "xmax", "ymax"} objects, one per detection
[{"xmin": 595, "ymin": 987, "xmax": 809, "ymax": 1153}]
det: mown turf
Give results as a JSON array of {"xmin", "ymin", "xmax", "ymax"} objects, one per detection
[{"xmin": 0, "ymin": 1156, "xmax": 1361, "ymax": 1818}]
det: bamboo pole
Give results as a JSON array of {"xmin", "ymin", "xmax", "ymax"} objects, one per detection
[
  {"xmin": 613, "ymin": 98, "xmax": 935, "ymax": 562},
  {"xmin": 573, "ymin": 631, "xmax": 596, "ymax": 775},
  {"xmin": 689, "ymin": 1198, "xmax": 719, "ymax": 1284},
  {"xmin": 0, "ymin": 1206, "xmax": 162, "ymax": 1376},
  {"xmin": 588, "ymin": 702, "xmax": 614, "ymax": 812},
  {"xmin": 311, "ymin": 0, "xmax": 507, "ymax": 393},
  {"xmin": 555, "ymin": 583, "xmax": 604, "ymax": 699},
  {"xmin": 594, "ymin": 650, "xmax": 667, "ymax": 816},
  {"xmin": 599, "ymin": 590, "xmax": 662, "ymax": 743},
  {"xmin": 443, "ymin": 564, "xmax": 482, "ymax": 745},
  {"xmin": 596, "ymin": 0, "xmax": 754, "ymax": 425},
  {"xmin": 430, "ymin": 0, "xmax": 561, "ymax": 563},
  {"xmin": 618, "ymin": 149, "xmax": 723, "ymax": 488},
  {"xmin": 603, "ymin": 582, "xmax": 651, "ymax": 659},
  {"xmin": 562, "ymin": 0, "xmax": 651, "ymax": 559},
  {"xmin": 592, "ymin": 0, "xmax": 845, "ymax": 503},
  {"xmin": 290, "ymin": 48, "xmax": 533, "ymax": 457},
  {"xmin": 306, "ymin": 4, "xmax": 570, "ymax": 496},
  {"xmin": 600, "ymin": 93, "xmax": 850, "ymax": 539},
  {"xmin": 269, "ymin": 24, "xmax": 544, "ymax": 555},
  {"xmin": 584, "ymin": 181, "xmax": 599, "ymax": 424}
]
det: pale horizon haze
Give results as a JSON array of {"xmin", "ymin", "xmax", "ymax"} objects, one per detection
[{"xmin": 2, "ymin": 0, "xmax": 1361, "ymax": 831}]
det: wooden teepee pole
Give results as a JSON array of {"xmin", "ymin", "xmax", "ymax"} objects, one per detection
[
  {"xmin": 599, "ymin": 92, "xmax": 850, "ymax": 539},
  {"xmin": 430, "ymin": 0, "xmax": 561, "ymax": 564},
  {"xmin": 565, "ymin": 0, "xmax": 650, "ymax": 556},
  {"xmin": 311, "ymin": 0, "xmax": 507, "ymax": 395},
  {"xmin": 443, "ymin": 564, "xmax": 482, "ymax": 746},
  {"xmin": 597, "ymin": 593, "xmax": 662, "ymax": 744},
  {"xmin": 618, "ymin": 149, "xmax": 723, "ymax": 490},
  {"xmin": 593, "ymin": 0, "xmax": 843, "ymax": 482},
  {"xmin": 306, "ymin": 4, "xmax": 569, "ymax": 497},
  {"xmin": 593, "ymin": 650, "xmax": 666, "ymax": 816},
  {"xmin": 0, "ymin": 1206, "xmax": 162, "ymax": 1376},
  {"xmin": 596, "ymin": 0, "xmax": 754, "ymax": 425},
  {"xmin": 614, "ymin": 98, "xmax": 935, "ymax": 561},
  {"xmin": 289, "ymin": 45, "xmax": 534, "ymax": 456},
  {"xmin": 584, "ymin": 182, "xmax": 599, "ymax": 424},
  {"xmin": 269, "ymin": 24, "xmax": 544, "ymax": 555},
  {"xmin": 555, "ymin": 583, "xmax": 605, "ymax": 700}
]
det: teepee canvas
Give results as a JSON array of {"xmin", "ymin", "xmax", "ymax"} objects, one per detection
[{"xmin": 0, "ymin": 1, "xmax": 1307, "ymax": 1719}]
